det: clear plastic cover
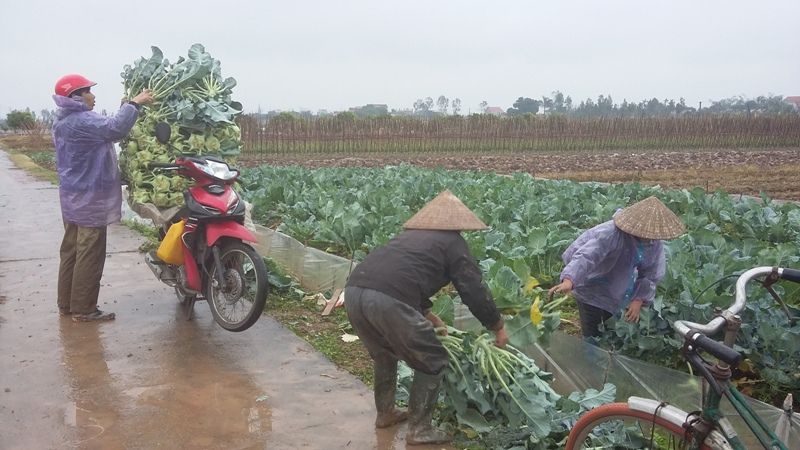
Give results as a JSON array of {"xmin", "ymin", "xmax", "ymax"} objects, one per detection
[
  {"xmin": 455, "ymin": 304, "xmax": 800, "ymax": 448},
  {"xmin": 249, "ymin": 226, "xmax": 354, "ymax": 294}
]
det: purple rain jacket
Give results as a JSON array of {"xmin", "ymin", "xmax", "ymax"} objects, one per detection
[
  {"xmin": 52, "ymin": 95, "xmax": 139, "ymax": 227},
  {"xmin": 560, "ymin": 219, "xmax": 666, "ymax": 314}
]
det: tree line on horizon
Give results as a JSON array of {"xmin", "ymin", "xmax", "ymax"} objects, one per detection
[
  {"xmin": 2, "ymin": 92, "xmax": 798, "ymax": 132},
  {"xmin": 251, "ymin": 91, "xmax": 798, "ymax": 122}
]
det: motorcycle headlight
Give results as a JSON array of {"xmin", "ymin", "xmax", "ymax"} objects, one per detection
[{"xmin": 198, "ymin": 160, "xmax": 238, "ymax": 181}]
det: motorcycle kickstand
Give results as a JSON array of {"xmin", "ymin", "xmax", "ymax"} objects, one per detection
[{"xmin": 185, "ymin": 298, "xmax": 196, "ymax": 321}]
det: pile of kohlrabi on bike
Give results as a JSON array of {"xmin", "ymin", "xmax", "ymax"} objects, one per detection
[{"xmin": 119, "ymin": 44, "xmax": 243, "ymax": 208}]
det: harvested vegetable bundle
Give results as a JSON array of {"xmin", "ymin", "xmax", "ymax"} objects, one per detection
[
  {"xmin": 119, "ymin": 44, "xmax": 243, "ymax": 208},
  {"xmin": 396, "ymin": 327, "xmax": 615, "ymax": 448}
]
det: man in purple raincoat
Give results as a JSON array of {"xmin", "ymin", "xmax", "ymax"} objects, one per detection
[
  {"xmin": 549, "ymin": 197, "xmax": 685, "ymax": 338},
  {"xmin": 52, "ymin": 73, "xmax": 153, "ymax": 322}
]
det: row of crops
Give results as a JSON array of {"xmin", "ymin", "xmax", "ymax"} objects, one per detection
[
  {"xmin": 237, "ymin": 114, "xmax": 800, "ymax": 155},
  {"xmin": 240, "ymin": 165, "xmax": 800, "ymax": 407}
]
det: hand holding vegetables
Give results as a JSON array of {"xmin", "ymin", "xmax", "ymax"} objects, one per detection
[
  {"xmin": 426, "ymin": 311, "xmax": 448, "ymax": 335},
  {"xmin": 494, "ymin": 325, "xmax": 509, "ymax": 348},
  {"xmin": 130, "ymin": 88, "xmax": 154, "ymax": 106},
  {"xmin": 548, "ymin": 277, "xmax": 573, "ymax": 296},
  {"xmin": 624, "ymin": 299, "xmax": 643, "ymax": 322}
]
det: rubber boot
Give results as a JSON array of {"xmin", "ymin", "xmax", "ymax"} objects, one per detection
[
  {"xmin": 406, "ymin": 371, "xmax": 451, "ymax": 445},
  {"xmin": 373, "ymin": 360, "xmax": 408, "ymax": 428}
]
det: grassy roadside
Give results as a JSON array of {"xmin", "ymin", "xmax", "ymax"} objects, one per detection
[{"xmin": 0, "ymin": 134, "xmax": 59, "ymax": 184}]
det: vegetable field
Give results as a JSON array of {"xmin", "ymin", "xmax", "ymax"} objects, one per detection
[
  {"xmin": 242, "ymin": 148, "xmax": 800, "ymax": 202},
  {"xmin": 240, "ymin": 165, "xmax": 800, "ymax": 409}
]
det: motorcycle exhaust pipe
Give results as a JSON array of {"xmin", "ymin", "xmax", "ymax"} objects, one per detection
[{"xmin": 145, "ymin": 251, "xmax": 178, "ymax": 287}]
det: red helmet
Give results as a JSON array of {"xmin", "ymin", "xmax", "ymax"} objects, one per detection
[{"xmin": 54, "ymin": 74, "xmax": 97, "ymax": 97}]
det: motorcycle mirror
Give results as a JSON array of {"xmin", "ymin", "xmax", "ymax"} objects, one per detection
[{"xmin": 155, "ymin": 122, "xmax": 171, "ymax": 144}]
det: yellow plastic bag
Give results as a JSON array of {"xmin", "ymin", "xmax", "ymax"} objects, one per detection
[{"xmin": 156, "ymin": 220, "xmax": 185, "ymax": 265}]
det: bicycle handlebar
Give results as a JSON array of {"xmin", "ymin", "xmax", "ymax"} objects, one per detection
[
  {"xmin": 688, "ymin": 332, "xmax": 743, "ymax": 367},
  {"xmin": 781, "ymin": 268, "xmax": 800, "ymax": 283},
  {"xmin": 673, "ymin": 266, "xmax": 797, "ymax": 340}
]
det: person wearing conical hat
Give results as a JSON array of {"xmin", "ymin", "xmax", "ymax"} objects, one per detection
[
  {"xmin": 345, "ymin": 190, "xmax": 508, "ymax": 446},
  {"xmin": 548, "ymin": 196, "xmax": 685, "ymax": 338}
]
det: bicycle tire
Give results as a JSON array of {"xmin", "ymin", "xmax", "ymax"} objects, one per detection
[{"xmin": 565, "ymin": 401, "xmax": 733, "ymax": 450}]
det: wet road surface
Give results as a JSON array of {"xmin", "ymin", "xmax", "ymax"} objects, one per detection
[{"xmin": 0, "ymin": 150, "xmax": 451, "ymax": 450}]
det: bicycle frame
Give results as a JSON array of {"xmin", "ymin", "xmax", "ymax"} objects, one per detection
[
  {"xmin": 676, "ymin": 266, "xmax": 793, "ymax": 450},
  {"xmin": 568, "ymin": 266, "xmax": 796, "ymax": 450},
  {"xmin": 697, "ymin": 366, "xmax": 788, "ymax": 449}
]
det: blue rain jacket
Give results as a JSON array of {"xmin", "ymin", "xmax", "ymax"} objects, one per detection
[
  {"xmin": 560, "ymin": 220, "xmax": 666, "ymax": 314},
  {"xmin": 52, "ymin": 95, "xmax": 139, "ymax": 227}
]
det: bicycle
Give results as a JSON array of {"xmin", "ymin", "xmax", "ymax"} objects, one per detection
[{"xmin": 564, "ymin": 266, "xmax": 797, "ymax": 450}]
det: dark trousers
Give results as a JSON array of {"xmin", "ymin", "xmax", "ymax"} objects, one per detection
[
  {"xmin": 57, "ymin": 222, "xmax": 107, "ymax": 314},
  {"xmin": 344, "ymin": 286, "xmax": 448, "ymax": 375},
  {"xmin": 577, "ymin": 301, "xmax": 613, "ymax": 338}
]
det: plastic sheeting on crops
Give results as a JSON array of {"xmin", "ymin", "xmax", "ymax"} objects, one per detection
[
  {"xmin": 250, "ymin": 226, "xmax": 354, "ymax": 294},
  {"xmin": 454, "ymin": 307, "xmax": 800, "ymax": 448}
]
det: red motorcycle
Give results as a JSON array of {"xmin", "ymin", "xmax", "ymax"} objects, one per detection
[{"xmin": 144, "ymin": 122, "xmax": 268, "ymax": 332}]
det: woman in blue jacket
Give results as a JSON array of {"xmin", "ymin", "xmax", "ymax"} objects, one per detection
[
  {"xmin": 549, "ymin": 196, "xmax": 685, "ymax": 338},
  {"xmin": 52, "ymin": 74, "xmax": 153, "ymax": 322}
]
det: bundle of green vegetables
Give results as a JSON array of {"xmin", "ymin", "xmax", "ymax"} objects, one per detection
[
  {"xmin": 396, "ymin": 291, "xmax": 610, "ymax": 448},
  {"xmin": 428, "ymin": 328, "xmax": 614, "ymax": 448},
  {"xmin": 119, "ymin": 44, "xmax": 243, "ymax": 208}
]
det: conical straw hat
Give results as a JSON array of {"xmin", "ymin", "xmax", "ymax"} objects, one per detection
[
  {"xmin": 403, "ymin": 190, "xmax": 488, "ymax": 231},
  {"xmin": 613, "ymin": 196, "xmax": 685, "ymax": 240}
]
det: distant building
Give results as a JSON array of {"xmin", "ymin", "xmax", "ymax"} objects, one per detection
[
  {"xmin": 484, "ymin": 106, "xmax": 506, "ymax": 116},
  {"xmin": 785, "ymin": 96, "xmax": 800, "ymax": 111}
]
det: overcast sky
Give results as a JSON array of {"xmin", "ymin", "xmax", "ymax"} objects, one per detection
[{"xmin": 1, "ymin": 0, "xmax": 798, "ymax": 115}]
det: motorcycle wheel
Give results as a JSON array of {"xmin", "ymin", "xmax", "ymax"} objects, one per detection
[{"xmin": 205, "ymin": 241, "xmax": 269, "ymax": 332}]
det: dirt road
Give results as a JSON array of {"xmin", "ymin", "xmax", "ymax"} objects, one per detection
[{"xmin": 0, "ymin": 151, "xmax": 448, "ymax": 450}]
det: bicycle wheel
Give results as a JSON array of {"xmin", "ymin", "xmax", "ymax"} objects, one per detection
[{"xmin": 565, "ymin": 400, "xmax": 733, "ymax": 450}]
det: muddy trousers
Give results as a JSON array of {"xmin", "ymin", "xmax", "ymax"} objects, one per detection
[{"xmin": 57, "ymin": 222, "xmax": 107, "ymax": 315}]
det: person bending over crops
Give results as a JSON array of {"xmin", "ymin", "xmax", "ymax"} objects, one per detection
[
  {"xmin": 345, "ymin": 190, "xmax": 508, "ymax": 446},
  {"xmin": 548, "ymin": 196, "xmax": 685, "ymax": 338},
  {"xmin": 52, "ymin": 74, "xmax": 153, "ymax": 322}
]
